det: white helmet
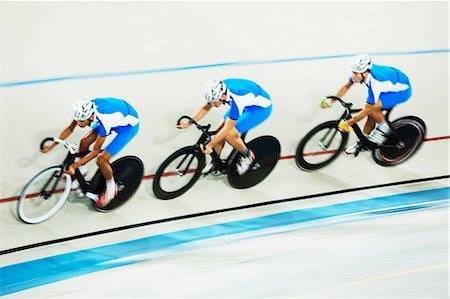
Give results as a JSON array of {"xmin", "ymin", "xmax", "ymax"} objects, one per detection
[
  {"xmin": 73, "ymin": 96, "xmax": 95, "ymax": 121},
  {"xmin": 351, "ymin": 54, "xmax": 372, "ymax": 73},
  {"xmin": 204, "ymin": 78, "xmax": 227, "ymax": 103}
]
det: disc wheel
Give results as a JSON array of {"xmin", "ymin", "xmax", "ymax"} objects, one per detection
[
  {"xmin": 91, "ymin": 156, "xmax": 144, "ymax": 211},
  {"xmin": 228, "ymin": 136, "xmax": 281, "ymax": 189},
  {"xmin": 373, "ymin": 117, "xmax": 426, "ymax": 166}
]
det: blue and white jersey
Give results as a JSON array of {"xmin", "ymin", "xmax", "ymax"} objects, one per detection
[
  {"xmin": 91, "ymin": 98, "xmax": 139, "ymax": 137},
  {"xmin": 223, "ymin": 78, "xmax": 272, "ymax": 120},
  {"xmin": 349, "ymin": 64, "xmax": 411, "ymax": 105}
]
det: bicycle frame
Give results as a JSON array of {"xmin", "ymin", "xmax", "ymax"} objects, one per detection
[
  {"xmin": 40, "ymin": 138, "xmax": 97, "ymax": 196},
  {"xmin": 177, "ymin": 116, "xmax": 246, "ymax": 175},
  {"xmin": 325, "ymin": 96, "xmax": 403, "ymax": 151}
]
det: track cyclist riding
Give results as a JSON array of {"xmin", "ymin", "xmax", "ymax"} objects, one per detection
[
  {"xmin": 320, "ymin": 54, "xmax": 412, "ymax": 155},
  {"xmin": 41, "ymin": 96, "xmax": 140, "ymax": 208},
  {"xmin": 177, "ymin": 78, "xmax": 273, "ymax": 175}
]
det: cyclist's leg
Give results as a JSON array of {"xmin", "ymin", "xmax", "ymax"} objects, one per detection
[
  {"xmin": 97, "ymin": 124, "xmax": 139, "ymax": 206},
  {"xmin": 233, "ymin": 105, "xmax": 272, "ymax": 139},
  {"xmin": 80, "ymin": 124, "xmax": 99, "ymax": 152},
  {"xmin": 379, "ymin": 88, "xmax": 411, "ymax": 111},
  {"xmin": 102, "ymin": 123, "xmax": 140, "ymax": 158},
  {"xmin": 363, "ymin": 116, "xmax": 376, "ymax": 135},
  {"xmin": 367, "ymin": 89, "xmax": 410, "ymax": 145},
  {"xmin": 228, "ymin": 105, "xmax": 272, "ymax": 174},
  {"xmin": 70, "ymin": 127, "xmax": 99, "ymax": 188}
]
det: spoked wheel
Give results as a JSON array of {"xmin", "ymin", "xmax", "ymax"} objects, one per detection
[
  {"xmin": 295, "ymin": 120, "xmax": 349, "ymax": 170},
  {"xmin": 17, "ymin": 166, "xmax": 72, "ymax": 224},
  {"xmin": 153, "ymin": 146, "xmax": 205, "ymax": 200},
  {"xmin": 91, "ymin": 156, "xmax": 144, "ymax": 211},
  {"xmin": 228, "ymin": 136, "xmax": 281, "ymax": 189},
  {"xmin": 373, "ymin": 117, "xmax": 426, "ymax": 166}
]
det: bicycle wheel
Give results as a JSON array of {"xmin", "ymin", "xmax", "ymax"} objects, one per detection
[
  {"xmin": 295, "ymin": 120, "xmax": 349, "ymax": 170},
  {"xmin": 373, "ymin": 117, "xmax": 426, "ymax": 166},
  {"xmin": 228, "ymin": 136, "xmax": 281, "ymax": 189},
  {"xmin": 17, "ymin": 166, "xmax": 72, "ymax": 224},
  {"xmin": 90, "ymin": 156, "xmax": 144, "ymax": 211},
  {"xmin": 153, "ymin": 146, "xmax": 205, "ymax": 200}
]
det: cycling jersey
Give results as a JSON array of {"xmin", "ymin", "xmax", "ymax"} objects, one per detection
[
  {"xmin": 90, "ymin": 98, "xmax": 139, "ymax": 156},
  {"xmin": 349, "ymin": 64, "xmax": 412, "ymax": 108},
  {"xmin": 221, "ymin": 79, "xmax": 272, "ymax": 134},
  {"xmin": 223, "ymin": 78, "xmax": 272, "ymax": 120}
]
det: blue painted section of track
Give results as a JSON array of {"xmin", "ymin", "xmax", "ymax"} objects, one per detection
[
  {"xmin": 1, "ymin": 187, "xmax": 449, "ymax": 295},
  {"xmin": 1, "ymin": 49, "xmax": 448, "ymax": 88}
]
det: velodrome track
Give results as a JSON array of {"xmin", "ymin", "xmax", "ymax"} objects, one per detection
[{"xmin": 1, "ymin": 2, "xmax": 448, "ymax": 297}]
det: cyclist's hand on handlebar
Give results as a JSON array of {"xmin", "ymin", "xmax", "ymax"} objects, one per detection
[
  {"xmin": 64, "ymin": 162, "xmax": 79, "ymax": 176},
  {"xmin": 40, "ymin": 143, "xmax": 56, "ymax": 153},
  {"xmin": 176, "ymin": 121, "xmax": 191, "ymax": 129},
  {"xmin": 320, "ymin": 98, "xmax": 333, "ymax": 109},
  {"xmin": 338, "ymin": 120, "xmax": 354, "ymax": 132},
  {"xmin": 200, "ymin": 144, "xmax": 213, "ymax": 155}
]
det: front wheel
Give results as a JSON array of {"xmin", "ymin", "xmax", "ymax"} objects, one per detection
[
  {"xmin": 152, "ymin": 146, "xmax": 205, "ymax": 200},
  {"xmin": 17, "ymin": 166, "xmax": 72, "ymax": 224},
  {"xmin": 295, "ymin": 120, "xmax": 349, "ymax": 170},
  {"xmin": 372, "ymin": 117, "xmax": 426, "ymax": 166}
]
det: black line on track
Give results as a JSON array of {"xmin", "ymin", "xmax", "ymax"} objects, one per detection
[{"xmin": 2, "ymin": 174, "xmax": 449, "ymax": 255}]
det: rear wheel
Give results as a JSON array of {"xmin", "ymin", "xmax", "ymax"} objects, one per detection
[
  {"xmin": 228, "ymin": 136, "xmax": 281, "ymax": 189},
  {"xmin": 17, "ymin": 166, "xmax": 71, "ymax": 224},
  {"xmin": 373, "ymin": 117, "xmax": 426, "ymax": 166},
  {"xmin": 152, "ymin": 146, "xmax": 205, "ymax": 200},
  {"xmin": 91, "ymin": 156, "xmax": 144, "ymax": 211},
  {"xmin": 295, "ymin": 120, "xmax": 349, "ymax": 170}
]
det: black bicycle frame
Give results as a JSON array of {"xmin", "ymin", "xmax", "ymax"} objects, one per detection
[
  {"xmin": 326, "ymin": 96, "xmax": 401, "ymax": 151},
  {"xmin": 39, "ymin": 137, "xmax": 97, "ymax": 196},
  {"xmin": 177, "ymin": 115, "xmax": 247, "ymax": 174}
]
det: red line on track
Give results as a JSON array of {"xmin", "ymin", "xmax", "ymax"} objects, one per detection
[{"xmin": 1, "ymin": 135, "xmax": 449, "ymax": 204}]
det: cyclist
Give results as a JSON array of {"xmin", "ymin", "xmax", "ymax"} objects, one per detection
[
  {"xmin": 40, "ymin": 97, "xmax": 140, "ymax": 207},
  {"xmin": 321, "ymin": 54, "xmax": 412, "ymax": 154},
  {"xmin": 177, "ymin": 78, "xmax": 272, "ymax": 175}
]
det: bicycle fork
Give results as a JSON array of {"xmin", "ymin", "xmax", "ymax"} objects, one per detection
[{"xmin": 40, "ymin": 169, "xmax": 65, "ymax": 199}]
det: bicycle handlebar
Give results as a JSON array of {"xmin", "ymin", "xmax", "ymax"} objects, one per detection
[
  {"xmin": 40, "ymin": 137, "xmax": 77, "ymax": 154},
  {"xmin": 177, "ymin": 115, "xmax": 219, "ymax": 136},
  {"xmin": 326, "ymin": 96, "xmax": 368, "ymax": 120}
]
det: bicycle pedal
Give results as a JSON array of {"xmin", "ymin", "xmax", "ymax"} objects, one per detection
[
  {"xmin": 74, "ymin": 188, "xmax": 85, "ymax": 199},
  {"xmin": 250, "ymin": 162, "xmax": 261, "ymax": 171},
  {"xmin": 86, "ymin": 192, "xmax": 99, "ymax": 201},
  {"xmin": 117, "ymin": 182, "xmax": 125, "ymax": 192}
]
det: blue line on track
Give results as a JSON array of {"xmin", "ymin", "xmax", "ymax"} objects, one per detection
[
  {"xmin": 1, "ymin": 49, "xmax": 448, "ymax": 88},
  {"xmin": 1, "ymin": 187, "xmax": 449, "ymax": 295}
]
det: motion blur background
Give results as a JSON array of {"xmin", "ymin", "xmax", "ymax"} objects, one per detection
[{"xmin": 1, "ymin": 1, "xmax": 449, "ymax": 297}]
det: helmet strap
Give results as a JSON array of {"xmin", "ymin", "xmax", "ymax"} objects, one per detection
[{"xmin": 360, "ymin": 72, "xmax": 365, "ymax": 84}]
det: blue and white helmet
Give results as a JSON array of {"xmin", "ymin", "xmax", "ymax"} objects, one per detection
[
  {"xmin": 204, "ymin": 78, "xmax": 227, "ymax": 103},
  {"xmin": 73, "ymin": 96, "xmax": 95, "ymax": 121},
  {"xmin": 351, "ymin": 54, "xmax": 372, "ymax": 73}
]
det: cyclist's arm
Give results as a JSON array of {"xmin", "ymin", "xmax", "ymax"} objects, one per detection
[
  {"xmin": 206, "ymin": 118, "xmax": 236, "ymax": 148},
  {"xmin": 336, "ymin": 81, "xmax": 353, "ymax": 99},
  {"xmin": 41, "ymin": 120, "xmax": 77, "ymax": 153},
  {"xmin": 72, "ymin": 135, "xmax": 107, "ymax": 168},
  {"xmin": 347, "ymin": 102, "xmax": 378, "ymax": 126},
  {"xmin": 191, "ymin": 103, "xmax": 212, "ymax": 122},
  {"xmin": 177, "ymin": 103, "xmax": 212, "ymax": 128},
  {"xmin": 214, "ymin": 120, "xmax": 225, "ymax": 131}
]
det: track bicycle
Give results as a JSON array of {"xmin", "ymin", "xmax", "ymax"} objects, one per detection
[
  {"xmin": 152, "ymin": 116, "xmax": 281, "ymax": 200},
  {"xmin": 17, "ymin": 137, "xmax": 144, "ymax": 224},
  {"xmin": 295, "ymin": 96, "xmax": 426, "ymax": 170}
]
